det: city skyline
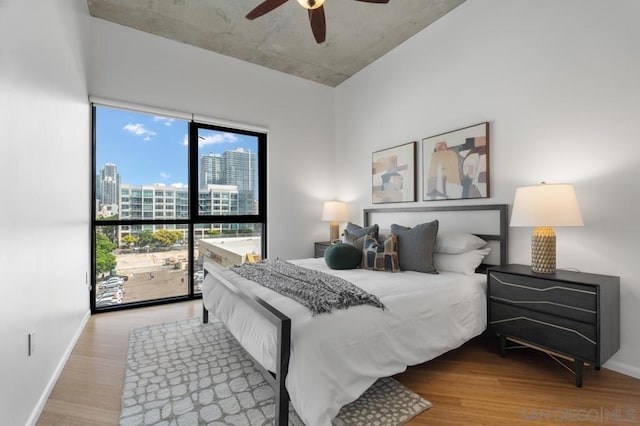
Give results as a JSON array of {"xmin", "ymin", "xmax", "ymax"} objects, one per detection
[
  {"xmin": 95, "ymin": 105, "xmax": 259, "ymax": 187},
  {"xmin": 96, "ymin": 150, "xmax": 258, "ymax": 217}
]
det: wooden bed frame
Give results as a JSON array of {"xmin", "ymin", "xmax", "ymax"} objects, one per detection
[{"xmin": 202, "ymin": 204, "xmax": 508, "ymax": 425}]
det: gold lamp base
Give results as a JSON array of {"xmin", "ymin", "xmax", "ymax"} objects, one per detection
[
  {"xmin": 329, "ymin": 221, "xmax": 340, "ymax": 242},
  {"xmin": 531, "ymin": 226, "xmax": 556, "ymax": 273}
]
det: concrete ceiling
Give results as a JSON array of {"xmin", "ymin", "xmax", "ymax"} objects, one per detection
[{"xmin": 87, "ymin": 0, "xmax": 466, "ymax": 87}]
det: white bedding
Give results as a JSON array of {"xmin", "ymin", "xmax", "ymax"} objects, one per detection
[{"xmin": 202, "ymin": 258, "xmax": 487, "ymax": 426}]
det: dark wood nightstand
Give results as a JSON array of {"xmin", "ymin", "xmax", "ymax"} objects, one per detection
[
  {"xmin": 487, "ymin": 264, "xmax": 620, "ymax": 387},
  {"xmin": 314, "ymin": 241, "xmax": 331, "ymax": 258}
]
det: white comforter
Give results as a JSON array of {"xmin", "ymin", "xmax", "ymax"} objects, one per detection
[{"xmin": 202, "ymin": 258, "xmax": 487, "ymax": 426}]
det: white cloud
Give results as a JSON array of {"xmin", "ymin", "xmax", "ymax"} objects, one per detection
[
  {"xmin": 171, "ymin": 183, "xmax": 187, "ymax": 188},
  {"xmin": 160, "ymin": 172, "xmax": 170, "ymax": 179},
  {"xmin": 123, "ymin": 123, "xmax": 157, "ymax": 140},
  {"xmin": 198, "ymin": 132, "xmax": 239, "ymax": 148},
  {"xmin": 181, "ymin": 132, "xmax": 239, "ymax": 148},
  {"xmin": 153, "ymin": 116, "xmax": 175, "ymax": 126}
]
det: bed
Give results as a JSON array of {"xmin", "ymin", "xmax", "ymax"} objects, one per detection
[{"xmin": 201, "ymin": 204, "xmax": 508, "ymax": 426}]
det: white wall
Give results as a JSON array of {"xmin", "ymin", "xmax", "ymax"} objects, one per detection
[
  {"xmin": 0, "ymin": 1, "xmax": 91, "ymax": 424},
  {"xmin": 89, "ymin": 19, "xmax": 336, "ymax": 259},
  {"xmin": 3, "ymin": 2, "xmax": 637, "ymax": 423},
  {"xmin": 335, "ymin": 0, "xmax": 640, "ymax": 375}
]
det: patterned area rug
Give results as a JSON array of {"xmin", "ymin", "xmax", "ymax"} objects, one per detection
[{"xmin": 120, "ymin": 318, "xmax": 431, "ymax": 425}]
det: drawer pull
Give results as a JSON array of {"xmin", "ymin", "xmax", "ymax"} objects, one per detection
[
  {"xmin": 491, "ymin": 274, "xmax": 596, "ymax": 295},
  {"xmin": 490, "ymin": 296, "xmax": 596, "ymax": 314},
  {"xmin": 490, "ymin": 316, "xmax": 596, "ymax": 345}
]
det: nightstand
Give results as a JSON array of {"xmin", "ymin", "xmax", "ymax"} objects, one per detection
[
  {"xmin": 487, "ymin": 264, "xmax": 620, "ymax": 387},
  {"xmin": 314, "ymin": 241, "xmax": 331, "ymax": 258}
]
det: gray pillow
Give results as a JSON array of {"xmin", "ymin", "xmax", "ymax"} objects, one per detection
[
  {"xmin": 345, "ymin": 222, "xmax": 379, "ymax": 239},
  {"xmin": 390, "ymin": 220, "xmax": 439, "ymax": 273}
]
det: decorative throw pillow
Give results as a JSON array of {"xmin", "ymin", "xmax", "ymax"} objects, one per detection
[
  {"xmin": 362, "ymin": 234, "xmax": 400, "ymax": 272},
  {"xmin": 345, "ymin": 222, "xmax": 379, "ymax": 240},
  {"xmin": 390, "ymin": 221, "xmax": 439, "ymax": 273},
  {"xmin": 324, "ymin": 243, "xmax": 362, "ymax": 270},
  {"xmin": 343, "ymin": 228, "xmax": 368, "ymax": 251},
  {"xmin": 434, "ymin": 247, "xmax": 492, "ymax": 275},
  {"xmin": 435, "ymin": 231, "xmax": 487, "ymax": 254}
]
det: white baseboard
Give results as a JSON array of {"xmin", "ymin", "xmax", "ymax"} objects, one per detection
[
  {"xmin": 604, "ymin": 360, "xmax": 640, "ymax": 380},
  {"xmin": 26, "ymin": 309, "xmax": 91, "ymax": 426}
]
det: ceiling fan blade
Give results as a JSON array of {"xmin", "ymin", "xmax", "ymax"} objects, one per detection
[
  {"xmin": 354, "ymin": 0, "xmax": 390, "ymax": 3},
  {"xmin": 308, "ymin": 5, "xmax": 326, "ymax": 43},
  {"xmin": 246, "ymin": 0, "xmax": 289, "ymax": 20}
]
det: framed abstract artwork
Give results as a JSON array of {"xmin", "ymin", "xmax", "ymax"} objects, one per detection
[
  {"xmin": 372, "ymin": 142, "xmax": 416, "ymax": 204},
  {"xmin": 422, "ymin": 122, "xmax": 490, "ymax": 201}
]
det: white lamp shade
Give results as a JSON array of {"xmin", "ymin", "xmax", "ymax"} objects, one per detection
[
  {"xmin": 321, "ymin": 201, "xmax": 348, "ymax": 222},
  {"xmin": 510, "ymin": 184, "xmax": 584, "ymax": 227}
]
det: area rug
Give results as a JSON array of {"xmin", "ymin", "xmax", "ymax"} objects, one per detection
[{"xmin": 120, "ymin": 318, "xmax": 431, "ymax": 425}]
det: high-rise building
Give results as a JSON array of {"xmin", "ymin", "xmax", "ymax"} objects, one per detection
[
  {"xmin": 225, "ymin": 148, "xmax": 256, "ymax": 215},
  {"xmin": 96, "ymin": 163, "xmax": 120, "ymax": 215},
  {"xmin": 199, "ymin": 148, "xmax": 257, "ymax": 215},
  {"xmin": 199, "ymin": 154, "xmax": 225, "ymax": 189},
  {"xmin": 224, "ymin": 148, "xmax": 255, "ymax": 192}
]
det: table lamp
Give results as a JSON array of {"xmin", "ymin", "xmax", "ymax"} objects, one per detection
[
  {"xmin": 510, "ymin": 183, "xmax": 583, "ymax": 273},
  {"xmin": 321, "ymin": 201, "xmax": 348, "ymax": 242}
]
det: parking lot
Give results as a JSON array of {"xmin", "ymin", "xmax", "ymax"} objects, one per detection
[{"xmin": 96, "ymin": 248, "xmax": 202, "ymax": 307}]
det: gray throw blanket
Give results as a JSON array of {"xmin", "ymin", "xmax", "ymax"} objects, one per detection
[{"xmin": 229, "ymin": 259, "xmax": 385, "ymax": 315}]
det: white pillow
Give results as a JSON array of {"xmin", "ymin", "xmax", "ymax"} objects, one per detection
[
  {"xmin": 435, "ymin": 231, "xmax": 487, "ymax": 254},
  {"xmin": 434, "ymin": 247, "xmax": 491, "ymax": 275}
]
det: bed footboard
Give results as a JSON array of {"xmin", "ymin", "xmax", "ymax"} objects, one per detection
[{"xmin": 202, "ymin": 268, "xmax": 291, "ymax": 426}]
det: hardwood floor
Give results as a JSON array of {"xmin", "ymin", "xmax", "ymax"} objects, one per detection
[{"xmin": 38, "ymin": 300, "xmax": 640, "ymax": 425}]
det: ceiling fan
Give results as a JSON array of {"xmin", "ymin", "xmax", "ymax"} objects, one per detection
[{"xmin": 246, "ymin": 0, "xmax": 390, "ymax": 44}]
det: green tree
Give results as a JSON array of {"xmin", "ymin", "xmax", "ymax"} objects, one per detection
[
  {"xmin": 101, "ymin": 214, "xmax": 119, "ymax": 245},
  {"xmin": 121, "ymin": 235, "xmax": 138, "ymax": 248},
  {"xmin": 95, "ymin": 232, "xmax": 117, "ymax": 275},
  {"xmin": 153, "ymin": 229, "xmax": 182, "ymax": 247},
  {"xmin": 137, "ymin": 230, "xmax": 154, "ymax": 247},
  {"xmin": 207, "ymin": 229, "xmax": 221, "ymax": 237}
]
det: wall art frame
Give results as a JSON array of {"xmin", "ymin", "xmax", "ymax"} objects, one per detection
[
  {"xmin": 422, "ymin": 122, "xmax": 490, "ymax": 201},
  {"xmin": 372, "ymin": 141, "xmax": 416, "ymax": 204}
]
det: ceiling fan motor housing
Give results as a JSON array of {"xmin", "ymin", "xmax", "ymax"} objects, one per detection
[{"xmin": 297, "ymin": 0, "xmax": 325, "ymax": 10}]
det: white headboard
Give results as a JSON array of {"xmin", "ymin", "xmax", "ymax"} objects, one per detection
[{"xmin": 363, "ymin": 204, "xmax": 508, "ymax": 268}]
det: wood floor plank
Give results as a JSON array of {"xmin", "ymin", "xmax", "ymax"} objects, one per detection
[{"xmin": 37, "ymin": 300, "xmax": 640, "ymax": 425}]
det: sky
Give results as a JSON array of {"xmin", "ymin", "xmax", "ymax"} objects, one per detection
[{"xmin": 95, "ymin": 106, "xmax": 258, "ymax": 187}]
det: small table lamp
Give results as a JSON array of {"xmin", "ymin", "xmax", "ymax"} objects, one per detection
[
  {"xmin": 321, "ymin": 201, "xmax": 348, "ymax": 242},
  {"xmin": 510, "ymin": 183, "xmax": 584, "ymax": 273}
]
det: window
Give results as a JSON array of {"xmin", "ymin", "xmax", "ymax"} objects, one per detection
[{"xmin": 92, "ymin": 104, "xmax": 266, "ymax": 312}]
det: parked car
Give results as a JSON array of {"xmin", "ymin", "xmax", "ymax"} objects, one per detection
[
  {"xmin": 98, "ymin": 289, "xmax": 123, "ymax": 300},
  {"xmin": 105, "ymin": 276, "xmax": 124, "ymax": 285},
  {"xmin": 99, "ymin": 281, "xmax": 123, "ymax": 291},
  {"xmin": 96, "ymin": 296, "xmax": 121, "ymax": 308}
]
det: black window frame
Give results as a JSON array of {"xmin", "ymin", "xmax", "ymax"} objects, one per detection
[{"xmin": 91, "ymin": 105, "xmax": 267, "ymax": 313}]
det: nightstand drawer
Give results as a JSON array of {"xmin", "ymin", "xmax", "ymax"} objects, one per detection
[
  {"xmin": 489, "ymin": 271, "xmax": 597, "ymax": 323},
  {"xmin": 314, "ymin": 242, "xmax": 331, "ymax": 258},
  {"xmin": 490, "ymin": 301, "xmax": 597, "ymax": 362}
]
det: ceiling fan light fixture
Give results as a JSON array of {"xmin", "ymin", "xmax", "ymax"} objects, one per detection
[{"xmin": 296, "ymin": 0, "xmax": 325, "ymax": 10}]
